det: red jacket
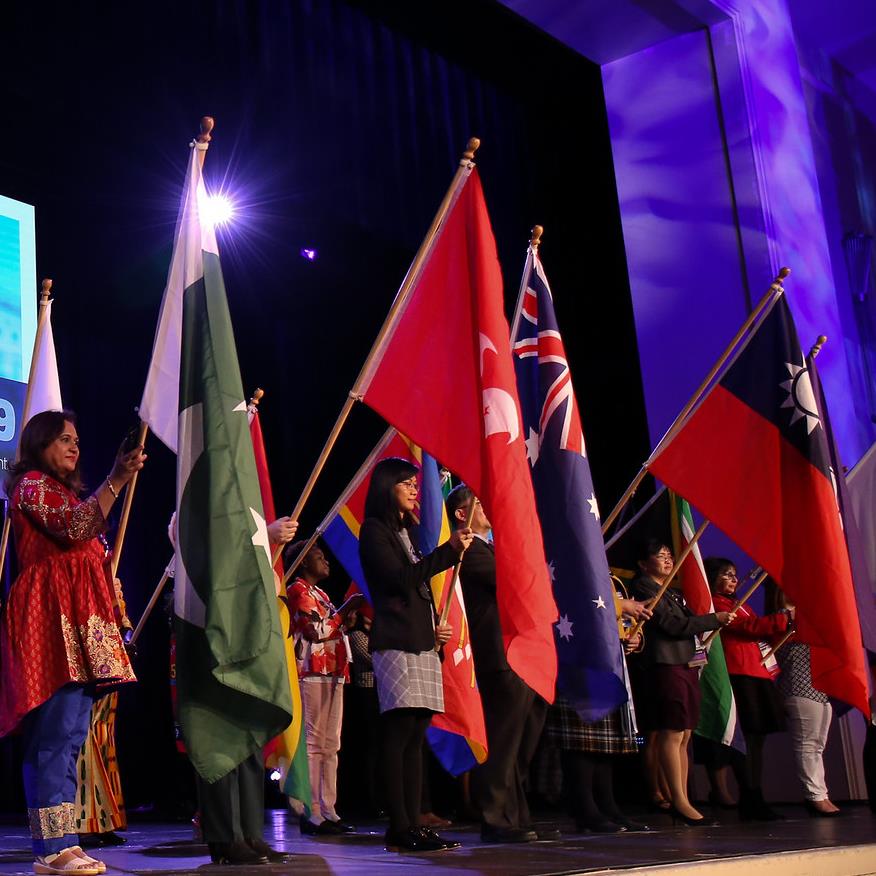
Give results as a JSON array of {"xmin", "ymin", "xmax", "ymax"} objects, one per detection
[{"xmin": 713, "ymin": 593, "xmax": 790, "ymax": 679}]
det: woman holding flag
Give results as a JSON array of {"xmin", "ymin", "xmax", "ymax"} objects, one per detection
[
  {"xmin": 359, "ymin": 457, "xmax": 472, "ymax": 853},
  {"xmin": 0, "ymin": 410, "xmax": 144, "ymax": 875}
]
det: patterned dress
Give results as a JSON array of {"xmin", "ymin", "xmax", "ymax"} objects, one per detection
[{"xmin": 0, "ymin": 471, "xmax": 136, "ymax": 738}]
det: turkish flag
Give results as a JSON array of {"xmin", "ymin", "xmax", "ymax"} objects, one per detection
[{"xmin": 360, "ymin": 169, "xmax": 558, "ymax": 702}]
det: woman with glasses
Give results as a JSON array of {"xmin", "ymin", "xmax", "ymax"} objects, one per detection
[
  {"xmin": 706, "ymin": 558, "xmax": 792, "ymax": 821},
  {"xmin": 359, "ymin": 457, "xmax": 472, "ymax": 852},
  {"xmin": 630, "ymin": 539, "xmax": 731, "ymax": 826}
]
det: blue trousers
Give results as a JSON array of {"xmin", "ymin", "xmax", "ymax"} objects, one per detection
[{"xmin": 21, "ymin": 684, "xmax": 93, "ymax": 855}]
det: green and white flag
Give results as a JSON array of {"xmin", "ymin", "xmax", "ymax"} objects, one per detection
[
  {"xmin": 140, "ymin": 133, "xmax": 293, "ymax": 782},
  {"xmin": 670, "ymin": 493, "xmax": 739, "ymax": 749}
]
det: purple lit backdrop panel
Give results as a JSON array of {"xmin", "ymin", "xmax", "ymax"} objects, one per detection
[{"xmin": 602, "ymin": 30, "xmax": 750, "ymax": 448}]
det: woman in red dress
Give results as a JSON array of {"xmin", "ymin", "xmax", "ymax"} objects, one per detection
[{"xmin": 0, "ymin": 410, "xmax": 144, "ymax": 875}]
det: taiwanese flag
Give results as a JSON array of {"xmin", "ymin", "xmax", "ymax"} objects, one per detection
[
  {"xmin": 359, "ymin": 169, "xmax": 558, "ymax": 702},
  {"xmin": 511, "ymin": 250, "xmax": 626, "ymax": 721},
  {"xmin": 649, "ymin": 294, "xmax": 869, "ymax": 713}
]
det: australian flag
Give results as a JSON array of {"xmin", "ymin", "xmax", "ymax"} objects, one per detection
[{"xmin": 512, "ymin": 250, "xmax": 627, "ymax": 722}]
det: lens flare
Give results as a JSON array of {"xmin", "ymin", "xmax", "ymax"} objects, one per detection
[{"xmin": 202, "ymin": 193, "xmax": 236, "ymax": 227}]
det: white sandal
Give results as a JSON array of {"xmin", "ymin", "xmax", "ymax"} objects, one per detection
[
  {"xmin": 70, "ymin": 847, "xmax": 106, "ymax": 874},
  {"xmin": 33, "ymin": 847, "xmax": 101, "ymax": 875}
]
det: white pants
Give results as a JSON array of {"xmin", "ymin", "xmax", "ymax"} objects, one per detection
[
  {"xmin": 301, "ymin": 679, "xmax": 344, "ymax": 822},
  {"xmin": 784, "ymin": 696, "xmax": 832, "ymax": 801}
]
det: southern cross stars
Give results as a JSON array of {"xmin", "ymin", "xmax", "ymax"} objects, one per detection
[{"xmin": 556, "ymin": 614, "xmax": 574, "ymax": 641}]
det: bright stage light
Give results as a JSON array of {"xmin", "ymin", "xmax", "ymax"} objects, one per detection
[
  {"xmin": 300, "ymin": 247, "xmax": 318, "ymax": 261},
  {"xmin": 202, "ymin": 193, "xmax": 236, "ymax": 227}
]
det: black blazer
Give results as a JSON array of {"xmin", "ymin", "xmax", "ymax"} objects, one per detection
[
  {"xmin": 458, "ymin": 537, "xmax": 508, "ymax": 675},
  {"xmin": 630, "ymin": 575, "xmax": 721, "ymax": 666},
  {"xmin": 359, "ymin": 516, "xmax": 460, "ymax": 653}
]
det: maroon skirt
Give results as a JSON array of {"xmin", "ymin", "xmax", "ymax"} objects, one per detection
[{"xmin": 636, "ymin": 663, "xmax": 701, "ymax": 732}]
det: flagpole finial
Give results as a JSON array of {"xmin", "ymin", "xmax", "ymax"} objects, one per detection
[
  {"xmin": 777, "ymin": 266, "xmax": 791, "ymax": 282},
  {"xmin": 250, "ymin": 387, "xmax": 264, "ymax": 406},
  {"xmin": 198, "ymin": 117, "xmax": 215, "ymax": 144},
  {"xmin": 462, "ymin": 138, "xmax": 480, "ymax": 162},
  {"xmin": 530, "ymin": 225, "xmax": 543, "ymax": 250},
  {"xmin": 40, "ymin": 278, "xmax": 52, "ymax": 303},
  {"xmin": 810, "ymin": 335, "xmax": 828, "ymax": 358}
]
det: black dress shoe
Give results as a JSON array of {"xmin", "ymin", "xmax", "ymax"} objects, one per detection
[
  {"xmin": 300, "ymin": 817, "xmax": 344, "ymax": 836},
  {"xmin": 575, "ymin": 817, "xmax": 625, "ymax": 834},
  {"xmin": 416, "ymin": 827, "xmax": 460, "ymax": 850},
  {"xmin": 667, "ymin": 807, "xmax": 719, "ymax": 827},
  {"xmin": 480, "ymin": 825, "xmax": 538, "ymax": 843},
  {"xmin": 245, "ymin": 838, "xmax": 291, "ymax": 863},
  {"xmin": 325, "ymin": 819, "xmax": 356, "ymax": 834},
  {"xmin": 804, "ymin": 801, "xmax": 841, "ymax": 818},
  {"xmin": 610, "ymin": 816, "xmax": 652, "ymax": 832},
  {"xmin": 523, "ymin": 824, "xmax": 561, "ymax": 840},
  {"xmin": 208, "ymin": 841, "xmax": 268, "ymax": 865},
  {"xmin": 98, "ymin": 832, "xmax": 127, "ymax": 847},
  {"xmin": 385, "ymin": 827, "xmax": 446, "ymax": 852}
]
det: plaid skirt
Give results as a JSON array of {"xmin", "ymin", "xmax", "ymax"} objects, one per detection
[
  {"xmin": 372, "ymin": 649, "xmax": 444, "ymax": 714},
  {"xmin": 546, "ymin": 696, "xmax": 639, "ymax": 755}
]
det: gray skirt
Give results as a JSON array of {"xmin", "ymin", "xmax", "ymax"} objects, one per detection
[{"xmin": 372, "ymin": 649, "xmax": 444, "ymax": 714}]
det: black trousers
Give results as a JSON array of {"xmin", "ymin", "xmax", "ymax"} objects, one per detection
[
  {"xmin": 471, "ymin": 669, "xmax": 546, "ymax": 830},
  {"xmin": 196, "ymin": 752, "xmax": 265, "ymax": 844}
]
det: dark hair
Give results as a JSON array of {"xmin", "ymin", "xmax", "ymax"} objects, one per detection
[
  {"xmin": 363, "ymin": 457, "xmax": 418, "ymax": 530},
  {"xmin": 703, "ymin": 557, "xmax": 735, "ymax": 591},
  {"xmin": 8, "ymin": 409, "xmax": 82, "ymax": 495},
  {"xmin": 635, "ymin": 537, "xmax": 671, "ymax": 564},
  {"xmin": 284, "ymin": 538, "xmax": 319, "ymax": 571},
  {"xmin": 445, "ymin": 483, "xmax": 474, "ymax": 528}
]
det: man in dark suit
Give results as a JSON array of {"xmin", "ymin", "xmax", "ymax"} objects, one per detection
[{"xmin": 446, "ymin": 485, "xmax": 548, "ymax": 843}]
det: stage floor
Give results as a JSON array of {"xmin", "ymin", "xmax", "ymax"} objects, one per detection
[{"xmin": 0, "ymin": 806, "xmax": 874, "ymax": 876}]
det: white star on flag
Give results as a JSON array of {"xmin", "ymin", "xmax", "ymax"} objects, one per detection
[
  {"xmin": 556, "ymin": 614, "xmax": 574, "ymax": 641},
  {"xmin": 547, "ymin": 560, "xmax": 556, "ymax": 582},
  {"xmin": 592, "ymin": 595, "xmax": 606, "ymax": 610},
  {"xmin": 587, "ymin": 492, "xmax": 600, "ymax": 520},
  {"xmin": 250, "ymin": 507, "xmax": 272, "ymax": 565},
  {"xmin": 525, "ymin": 427, "xmax": 540, "ymax": 466}
]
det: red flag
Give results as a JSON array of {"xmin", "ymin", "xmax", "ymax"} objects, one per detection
[
  {"xmin": 250, "ymin": 412, "xmax": 283, "ymax": 579},
  {"xmin": 360, "ymin": 170, "xmax": 557, "ymax": 702},
  {"xmin": 649, "ymin": 296, "xmax": 869, "ymax": 714}
]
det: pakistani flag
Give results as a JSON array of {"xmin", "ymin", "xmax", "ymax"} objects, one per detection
[
  {"xmin": 669, "ymin": 494, "xmax": 740, "ymax": 749},
  {"xmin": 140, "ymin": 131, "xmax": 293, "ymax": 782}
]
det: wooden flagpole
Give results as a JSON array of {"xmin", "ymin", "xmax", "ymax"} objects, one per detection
[
  {"xmin": 627, "ymin": 518, "xmax": 710, "ymax": 640},
  {"xmin": 508, "ymin": 225, "xmax": 543, "ymax": 344},
  {"xmin": 129, "ymin": 557, "xmax": 175, "ymax": 646},
  {"xmin": 0, "ymin": 279, "xmax": 56, "ymax": 582},
  {"xmin": 436, "ymin": 499, "xmax": 479, "ymax": 649},
  {"xmin": 114, "ymin": 118, "xmax": 216, "ymax": 578},
  {"xmin": 601, "ymin": 267, "xmax": 791, "ymax": 536},
  {"xmin": 272, "ymin": 137, "xmax": 481, "ymax": 565},
  {"xmin": 761, "ymin": 628, "xmax": 795, "ymax": 665},
  {"xmin": 702, "ymin": 567, "xmax": 769, "ymax": 648}
]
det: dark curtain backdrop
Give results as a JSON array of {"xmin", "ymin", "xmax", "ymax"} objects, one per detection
[{"xmin": 0, "ymin": 0, "xmax": 648, "ymax": 814}]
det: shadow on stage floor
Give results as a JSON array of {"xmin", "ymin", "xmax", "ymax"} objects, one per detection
[{"xmin": 1, "ymin": 805, "xmax": 874, "ymax": 875}]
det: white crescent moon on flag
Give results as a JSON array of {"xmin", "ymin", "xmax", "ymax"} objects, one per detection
[{"xmin": 483, "ymin": 387, "xmax": 519, "ymax": 444}]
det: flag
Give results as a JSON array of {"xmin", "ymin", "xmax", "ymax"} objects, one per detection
[
  {"xmin": 669, "ymin": 494, "xmax": 739, "ymax": 748},
  {"xmin": 22, "ymin": 298, "xmax": 62, "ymax": 425},
  {"xmin": 359, "ymin": 169, "xmax": 558, "ymax": 702},
  {"xmin": 807, "ymin": 354, "xmax": 876, "ymax": 657},
  {"xmin": 249, "ymin": 405, "xmax": 311, "ymax": 811},
  {"xmin": 418, "ymin": 450, "xmax": 487, "ymax": 774},
  {"xmin": 322, "ymin": 432, "xmax": 487, "ymax": 773},
  {"xmin": 649, "ymin": 294, "xmax": 869, "ymax": 714},
  {"xmin": 511, "ymin": 250, "xmax": 625, "ymax": 722},
  {"xmin": 140, "ymin": 136, "xmax": 293, "ymax": 781}
]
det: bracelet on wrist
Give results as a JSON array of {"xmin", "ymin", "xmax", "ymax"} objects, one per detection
[{"xmin": 106, "ymin": 478, "xmax": 119, "ymax": 499}]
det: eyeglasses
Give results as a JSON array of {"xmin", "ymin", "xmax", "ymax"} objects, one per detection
[
  {"xmin": 653, "ymin": 553, "xmax": 673, "ymax": 561},
  {"xmin": 397, "ymin": 477, "xmax": 418, "ymax": 492},
  {"xmin": 720, "ymin": 571, "xmax": 738, "ymax": 580}
]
